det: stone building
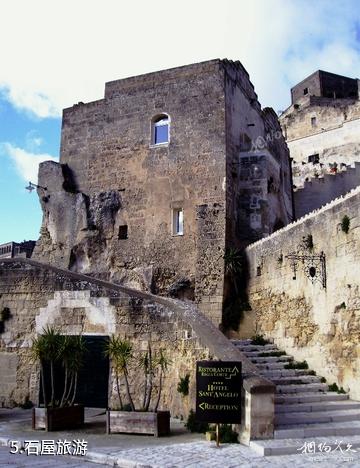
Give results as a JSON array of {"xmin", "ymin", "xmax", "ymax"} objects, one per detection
[
  {"xmin": 32, "ymin": 59, "xmax": 293, "ymax": 324},
  {"xmin": 279, "ymin": 70, "xmax": 360, "ymax": 217},
  {"xmin": 3, "ymin": 61, "xmax": 360, "ymax": 451},
  {"xmin": 0, "ymin": 241, "xmax": 35, "ymax": 259}
]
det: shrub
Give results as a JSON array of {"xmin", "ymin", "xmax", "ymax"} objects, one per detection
[
  {"xmin": 218, "ymin": 424, "xmax": 239, "ymax": 443},
  {"xmin": 328, "ymin": 382, "xmax": 346, "ymax": 394},
  {"xmin": 258, "ymin": 351, "xmax": 286, "ymax": 357},
  {"xmin": 341, "ymin": 215, "xmax": 350, "ymax": 234},
  {"xmin": 284, "ymin": 360, "xmax": 309, "ymax": 370},
  {"xmin": 177, "ymin": 374, "xmax": 190, "ymax": 396},
  {"xmin": 185, "ymin": 409, "xmax": 209, "ymax": 433},
  {"xmin": 251, "ymin": 335, "xmax": 270, "ymax": 346},
  {"xmin": 303, "ymin": 234, "xmax": 314, "ymax": 251}
]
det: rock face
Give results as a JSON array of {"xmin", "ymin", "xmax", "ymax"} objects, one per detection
[{"xmin": 33, "ymin": 161, "xmax": 121, "ymax": 277}]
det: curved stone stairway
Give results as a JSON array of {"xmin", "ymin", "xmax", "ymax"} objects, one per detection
[{"xmin": 232, "ymin": 339, "xmax": 360, "ymax": 456}]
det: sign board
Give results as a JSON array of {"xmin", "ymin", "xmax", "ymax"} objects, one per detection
[{"xmin": 196, "ymin": 361, "xmax": 242, "ymax": 424}]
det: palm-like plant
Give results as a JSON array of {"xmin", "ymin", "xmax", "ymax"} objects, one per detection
[
  {"xmin": 154, "ymin": 349, "xmax": 171, "ymax": 412},
  {"xmin": 140, "ymin": 341, "xmax": 155, "ymax": 411},
  {"xmin": 105, "ymin": 336, "xmax": 135, "ymax": 411},
  {"xmin": 59, "ymin": 335, "xmax": 87, "ymax": 407},
  {"xmin": 30, "ymin": 335, "xmax": 49, "ymax": 407},
  {"xmin": 31, "ymin": 329, "xmax": 86, "ymax": 408},
  {"xmin": 39, "ymin": 326, "xmax": 61, "ymax": 407}
]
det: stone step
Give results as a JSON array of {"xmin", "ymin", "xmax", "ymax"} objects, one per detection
[
  {"xmin": 276, "ymin": 399, "xmax": 360, "ymax": 413},
  {"xmin": 276, "ymin": 383, "xmax": 328, "ymax": 394},
  {"xmin": 275, "ymin": 408, "xmax": 360, "ymax": 425},
  {"xmin": 250, "ymin": 435, "xmax": 360, "ymax": 456},
  {"xmin": 260, "ymin": 369, "xmax": 317, "ymax": 378},
  {"xmin": 271, "ymin": 375, "xmax": 322, "ymax": 386},
  {"xmin": 233, "ymin": 344, "xmax": 278, "ymax": 352},
  {"xmin": 274, "ymin": 420, "xmax": 360, "ymax": 439},
  {"xmin": 243, "ymin": 350, "xmax": 286, "ymax": 357},
  {"xmin": 275, "ymin": 392, "xmax": 349, "ymax": 405},
  {"xmin": 250, "ymin": 356, "xmax": 292, "ymax": 363},
  {"xmin": 256, "ymin": 362, "xmax": 286, "ymax": 370}
]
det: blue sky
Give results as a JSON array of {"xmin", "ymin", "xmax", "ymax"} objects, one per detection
[{"xmin": 1, "ymin": 0, "xmax": 360, "ymax": 244}]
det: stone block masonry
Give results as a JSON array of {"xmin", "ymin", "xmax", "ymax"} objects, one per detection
[
  {"xmin": 0, "ymin": 258, "xmax": 275, "ymax": 443},
  {"xmin": 241, "ymin": 186, "xmax": 360, "ymax": 400},
  {"xmin": 32, "ymin": 59, "xmax": 293, "ymax": 326}
]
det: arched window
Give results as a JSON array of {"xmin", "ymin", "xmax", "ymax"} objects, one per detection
[{"xmin": 152, "ymin": 114, "xmax": 170, "ymax": 145}]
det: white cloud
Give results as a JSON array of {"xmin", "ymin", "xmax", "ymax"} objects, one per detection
[
  {"xmin": 1, "ymin": 143, "xmax": 57, "ymax": 182},
  {"xmin": 25, "ymin": 130, "xmax": 44, "ymax": 151},
  {"xmin": 0, "ymin": 0, "xmax": 360, "ymax": 117}
]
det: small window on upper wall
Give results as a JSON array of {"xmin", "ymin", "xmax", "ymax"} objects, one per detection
[
  {"xmin": 311, "ymin": 117, "xmax": 317, "ymax": 127},
  {"xmin": 172, "ymin": 208, "xmax": 183, "ymax": 235},
  {"xmin": 118, "ymin": 225, "xmax": 128, "ymax": 239},
  {"xmin": 303, "ymin": 87, "xmax": 309, "ymax": 95},
  {"xmin": 152, "ymin": 114, "xmax": 170, "ymax": 145}
]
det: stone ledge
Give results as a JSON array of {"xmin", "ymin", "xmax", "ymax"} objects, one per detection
[{"xmin": 243, "ymin": 375, "xmax": 276, "ymax": 395}]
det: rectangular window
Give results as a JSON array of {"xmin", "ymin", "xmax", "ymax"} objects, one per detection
[
  {"xmin": 173, "ymin": 208, "xmax": 183, "ymax": 235},
  {"xmin": 118, "ymin": 225, "xmax": 128, "ymax": 239},
  {"xmin": 303, "ymin": 87, "xmax": 308, "ymax": 95},
  {"xmin": 311, "ymin": 117, "xmax": 316, "ymax": 126},
  {"xmin": 308, "ymin": 154, "xmax": 320, "ymax": 164},
  {"xmin": 155, "ymin": 125, "xmax": 168, "ymax": 145}
]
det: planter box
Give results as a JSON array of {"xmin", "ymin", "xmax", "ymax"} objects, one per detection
[
  {"xmin": 106, "ymin": 410, "xmax": 170, "ymax": 437},
  {"xmin": 32, "ymin": 405, "xmax": 84, "ymax": 431}
]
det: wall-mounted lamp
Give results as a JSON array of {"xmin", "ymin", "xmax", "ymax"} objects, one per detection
[{"xmin": 25, "ymin": 182, "xmax": 47, "ymax": 193}]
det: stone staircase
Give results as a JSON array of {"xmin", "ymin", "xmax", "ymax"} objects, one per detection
[{"xmin": 232, "ymin": 339, "xmax": 360, "ymax": 456}]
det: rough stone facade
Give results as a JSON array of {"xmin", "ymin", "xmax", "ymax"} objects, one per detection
[
  {"xmin": 0, "ymin": 258, "xmax": 273, "ymax": 441},
  {"xmin": 33, "ymin": 59, "xmax": 293, "ymax": 325},
  {"xmin": 0, "ymin": 261, "xmax": 209, "ymax": 414},
  {"xmin": 238, "ymin": 186, "xmax": 360, "ymax": 400},
  {"xmin": 290, "ymin": 70, "xmax": 359, "ymax": 105},
  {"xmin": 280, "ymin": 71, "xmax": 360, "ymax": 218}
]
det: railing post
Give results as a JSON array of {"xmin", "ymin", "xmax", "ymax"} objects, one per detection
[{"xmin": 238, "ymin": 376, "xmax": 275, "ymax": 445}]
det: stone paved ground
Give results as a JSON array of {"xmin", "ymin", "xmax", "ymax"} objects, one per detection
[
  {"xmin": 88, "ymin": 440, "xmax": 360, "ymax": 467},
  {"xmin": 0, "ymin": 445, "xmax": 93, "ymax": 467},
  {"xmin": 2, "ymin": 409, "xmax": 360, "ymax": 467}
]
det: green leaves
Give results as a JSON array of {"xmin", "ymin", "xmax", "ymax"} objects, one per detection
[
  {"xmin": 104, "ymin": 336, "xmax": 133, "ymax": 373},
  {"xmin": 223, "ymin": 247, "xmax": 243, "ymax": 276}
]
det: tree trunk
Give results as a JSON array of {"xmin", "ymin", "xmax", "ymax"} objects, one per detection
[
  {"xmin": 144, "ymin": 344, "xmax": 153, "ymax": 411},
  {"xmin": 50, "ymin": 360, "xmax": 55, "ymax": 407},
  {"xmin": 115, "ymin": 373, "xmax": 123, "ymax": 410},
  {"xmin": 154, "ymin": 370, "xmax": 163, "ymax": 412},
  {"xmin": 64, "ymin": 373, "xmax": 74, "ymax": 405},
  {"xmin": 144, "ymin": 371, "xmax": 153, "ymax": 411},
  {"xmin": 40, "ymin": 362, "xmax": 47, "ymax": 407},
  {"xmin": 123, "ymin": 368, "xmax": 135, "ymax": 411},
  {"xmin": 60, "ymin": 366, "xmax": 68, "ymax": 408},
  {"xmin": 70, "ymin": 373, "xmax": 78, "ymax": 405}
]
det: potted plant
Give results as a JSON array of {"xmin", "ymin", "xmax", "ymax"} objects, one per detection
[
  {"xmin": 105, "ymin": 337, "xmax": 171, "ymax": 436},
  {"xmin": 31, "ymin": 327, "xmax": 86, "ymax": 431}
]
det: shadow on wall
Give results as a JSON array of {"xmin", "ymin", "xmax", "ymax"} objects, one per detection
[{"xmin": 221, "ymin": 248, "xmax": 251, "ymax": 335}]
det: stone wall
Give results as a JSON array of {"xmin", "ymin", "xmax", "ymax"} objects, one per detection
[
  {"xmin": 33, "ymin": 60, "xmax": 228, "ymax": 324},
  {"xmin": 224, "ymin": 63, "xmax": 293, "ymax": 245},
  {"xmin": 33, "ymin": 59, "xmax": 293, "ymax": 326},
  {"xmin": 291, "ymin": 71, "xmax": 358, "ymax": 104},
  {"xmin": 240, "ymin": 187, "xmax": 360, "ymax": 399},
  {"xmin": 0, "ymin": 259, "xmax": 264, "ymax": 419},
  {"xmin": 294, "ymin": 162, "xmax": 360, "ymax": 217}
]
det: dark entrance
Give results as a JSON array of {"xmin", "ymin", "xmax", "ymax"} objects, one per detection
[{"xmin": 40, "ymin": 335, "xmax": 109, "ymax": 408}]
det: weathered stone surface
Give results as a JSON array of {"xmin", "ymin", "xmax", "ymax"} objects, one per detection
[
  {"xmin": 0, "ymin": 258, "xmax": 271, "ymax": 429},
  {"xmin": 32, "ymin": 59, "xmax": 293, "ymax": 325},
  {"xmin": 240, "ymin": 186, "xmax": 360, "ymax": 400}
]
